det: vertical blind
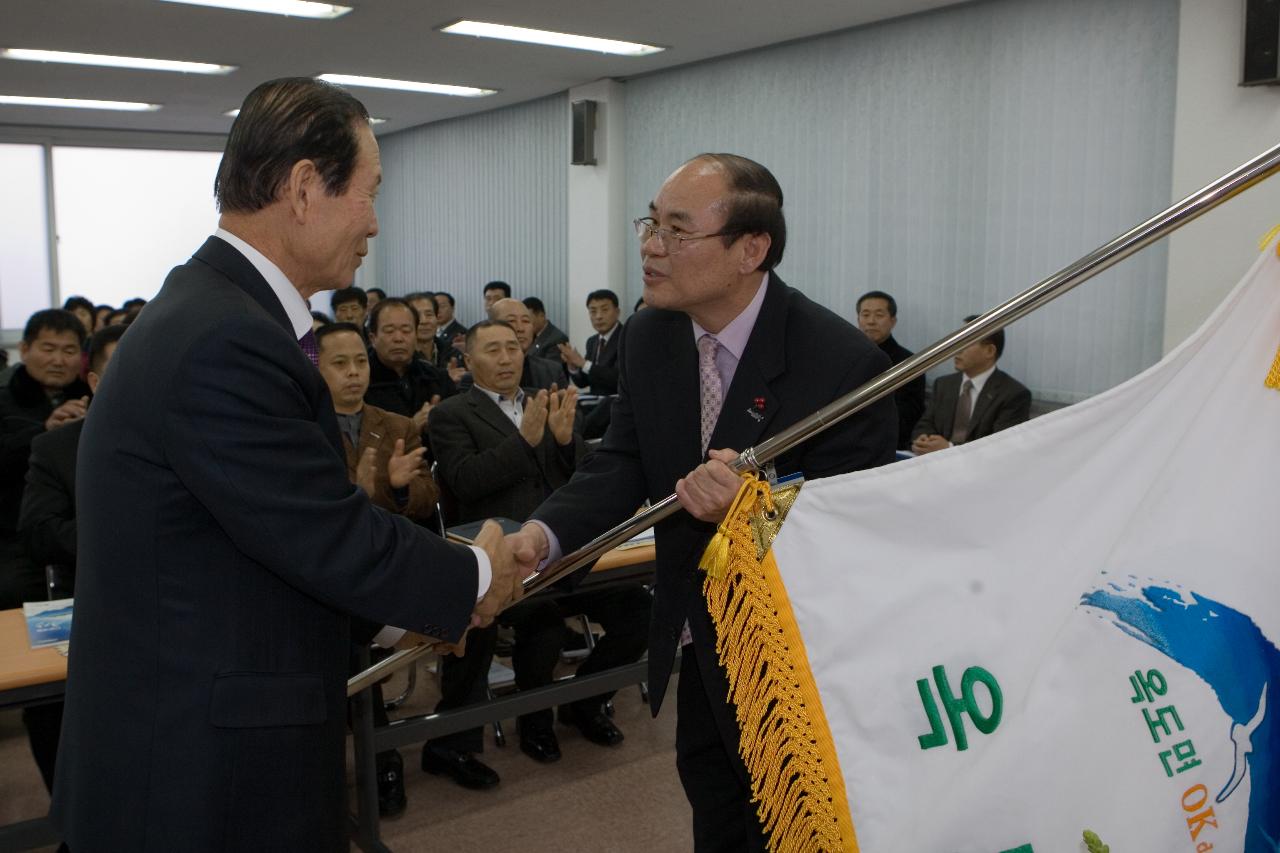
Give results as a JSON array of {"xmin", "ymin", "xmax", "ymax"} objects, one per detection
[
  {"xmin": 375, "ymin": 94, "xmax": 569, "ymax": 331},
  {"xmin": 625, "ymin": 0, "xmax": 1178, "ymax": 402}
]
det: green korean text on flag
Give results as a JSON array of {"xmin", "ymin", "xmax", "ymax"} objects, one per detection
[{"xmin": 703, "ymin": 242, "xmax": 1280, "ymax": 852}]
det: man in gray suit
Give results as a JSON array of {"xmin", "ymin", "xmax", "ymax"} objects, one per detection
[{"xmin": 911, "ymin": 315, "xmax": 1031, "ymax": 453}]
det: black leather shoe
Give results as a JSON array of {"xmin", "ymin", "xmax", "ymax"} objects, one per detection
[
  {"xmin": 518, "ymin": 727, "xmax": 562, "ymax": 763},
  {"xmin": 562, "ymin": 707, "xmax": 625, "ymax": 747},
  {"xmin": 420, "ymin": 745, "xmax": 500, "ymax": 790},
  {"xmin": 376, "ymin": 750, "xmax": 407, "ymax": 818}
]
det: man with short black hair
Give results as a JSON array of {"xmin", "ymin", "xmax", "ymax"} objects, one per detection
[
  {"xmin": 523, "ymin": 296, "xmax": 569, "ymax": 361},
  {"xmin": 332, "ymin": 285, "xmax": 369, "ymax": 329},
  {"xmin": 62, "ymin": 296, "xmax": 96, "ymax": 336},
  {"xmin": 560, "ymin": 289, "xmax": 621, "ymax": 396},
  {"xmin": 911, "ymin": 314, "xmax": 1031, "ymax": 454},
  {"xmin": 0, "ymin": 309, "xmax": 91, "ymax": 609},
  {"xmin": 434, "ymin": 290, "xmax": 466, "ymax": 351},
  {"xmin": 483, "ymin": 280, "xmax": 511, "ymax": 310},
  {"xmin": 857, "ymin": 289, "xmax": 925, "ymax": 450},
  {"xmin": 365, "ymin": 297, "xmax": 456, "ymax": 438},
  {"xmin": 365, "ymin": 287, "xmax": 386, "ymax": 310},
  {"xmin": 17, "ymin": 323, "xmax": 124, "ymax": 794}
]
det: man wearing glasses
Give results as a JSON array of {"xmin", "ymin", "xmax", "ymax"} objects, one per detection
[{"xmin": 507, "ymin": 153, "xmax": 897, "ymax": 851}]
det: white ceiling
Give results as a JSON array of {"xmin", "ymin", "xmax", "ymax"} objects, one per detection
[{"xmin": 0, "ymin": 0, "xmax": 969, "ymax": 139}]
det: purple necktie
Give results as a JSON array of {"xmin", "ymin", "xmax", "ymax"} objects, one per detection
[{"xmin": 299, "ymin": 329, "xmax": 319, "ymax": 367}]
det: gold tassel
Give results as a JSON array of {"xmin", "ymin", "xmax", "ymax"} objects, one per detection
[
  {"xmin": 701, "ymin": 475, "xmax": 859, "ymax": 852},
  {"xmin": 1258, "ymin": 223, "xmax": 1280, "ymax": 254},
  {"xmin": 1267, "ymin": 343, "xmax": 1280, "ymax": 390}
]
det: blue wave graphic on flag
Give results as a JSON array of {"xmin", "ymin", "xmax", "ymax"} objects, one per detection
[{"xmin": 1081, "ymin": 584, "xmax": 1278, "ymax": 851}]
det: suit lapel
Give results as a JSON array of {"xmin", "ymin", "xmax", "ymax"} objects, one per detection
[
  {"xmin": 655, "ymin": 313, "xmax": 702, "ymax": 474},
  {"xmin": 468, "ymin": 386, "xmax": 518, "ymax": 440},
  {"xmin": 707, "ymin": 277, "xmax": 788, "ymax": 455}
]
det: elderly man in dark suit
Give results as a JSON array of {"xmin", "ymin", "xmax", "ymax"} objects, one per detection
[
  {"xmin": 507, "ymin": 154, "xmax": 897, "ymax": 851},
  {"xmin": 488, "ymin": 297, "xmax": 568, "ymax": 392},
  {"xmin": 911, "ymin": 315, "xmax": 1032, "ymax": 454},
  {"xmin": 51, "ymin": 78, "xmax": 521, "ymax": 853}
]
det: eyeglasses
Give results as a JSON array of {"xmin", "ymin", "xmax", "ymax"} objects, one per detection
[{"xmin": 633, "ymin": 217, "xmax": 736, "ymax": 254}]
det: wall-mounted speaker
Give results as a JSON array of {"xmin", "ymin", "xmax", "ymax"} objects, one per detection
[
  {"xmin": 1243, "ymin": 0, "xmax": 1280, "ymax": 86},
  {"xmin": 572, "ymin": 99, "xmax": 598, "ymax": 165}
]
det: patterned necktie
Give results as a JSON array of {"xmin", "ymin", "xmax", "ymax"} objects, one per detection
[
  {"xmin": 951, "ymin": 378, "xmax": 974, "ymax": 444},
  {"xmin": 299, "ymin": 329, "xmax": 319, "ymax": 367},
  {"xmin": 698, "ymin": 334, "xmax": 723, "ymax": 455}
]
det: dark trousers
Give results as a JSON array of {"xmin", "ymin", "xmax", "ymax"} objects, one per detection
[
  {"xmin": 428, "ymin": 623, "xmax": 499, "ymax": 754},
  {"xmin": 23, "ymin": 701, "xmax": 64, "ymax": 793},
  {"xmin": 429, "ymin": 582, "xmax": 651, "ymax": 749},
  {"xmin": 511, "ymin": 583, "xmax": 651, "ymax": 733},
  {"xmin": 675, "ymin": 643, "xmax": 768, "ymax": 853}
]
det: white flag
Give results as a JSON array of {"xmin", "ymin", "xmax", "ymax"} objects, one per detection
[{"xmin": 705, "ymin": 244, "xmax": 1280, "ymax": 852}]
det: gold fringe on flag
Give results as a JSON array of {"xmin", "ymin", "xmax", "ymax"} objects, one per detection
[
  {"xmin": 700, "ymin": 474, "xmax": 858, "ymax": 852},
  {"xmin": 1267, "ymin": 344, "xmax": 1280, "ymax": 390}
]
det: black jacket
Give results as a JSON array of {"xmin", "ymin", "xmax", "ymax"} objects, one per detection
[
  {"xmin": 532, "ymin": 275, "xmax": 897, "ymax": 715},
  {"xmin": 879, "ymin": 335, "xmax": 927, "ymax": 450},
  {"xmin": 568, "ymin": 327, "xmax": 620, "ymax": 395},
  {"xmin": 364, "ymin": 351, "xmax": 456, "ymax": 423},
  {"xmin": 19, "ymin": 416, "xmax": 83, "ymax": 573},
  {"xmin": 52, "ymin": 235, "xmax": 480, "ymax": 853}
]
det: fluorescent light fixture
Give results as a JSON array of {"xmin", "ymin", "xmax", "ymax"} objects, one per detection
[
  {"xmin": 0, "ymin": 95, "xmax": 160, "ymax": 111},
  {"xmin": 157, "ymin": 0, "xmax": 351, "ymax": 19},
  {"xmin": 440, "ymin": 20, "xmax": 663, "ymax": 56},
  {"xmin": 226, "ymin": 106, "xmax": 386, "ymax": 123},
  {"xmin": 318, "ymin": 73, "xmax": 496, "ymax": 98},
  {"xmin": 2, "ymin": 48, "xmax": 235, "ymax": 75}
]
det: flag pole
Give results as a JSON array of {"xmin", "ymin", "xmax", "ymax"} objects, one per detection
[{"xmin": 350, "ymin": 140, "xmax": 1280, "ymax": 696}]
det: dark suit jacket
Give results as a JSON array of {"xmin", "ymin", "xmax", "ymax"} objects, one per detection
[
  {"xmin": 530, "ymin": 322, "xmax": 569, "ymax": 360},
  {"xmin": 52, "ymin": 236, "xmax": 480, "ymax": 853},
  {"xmin": 523, "ymin": 352, "xmax": 568, "ymax": 392},
  {"xmin": 18, "ymin": 416, "xmax": 83, "ymax": 573},
  {"xmin": 879, "ymin": 335, "xmax": 927, "ymax": 450},
  {"xmin": 342, "ymin": 404, "xmax": 438, "ymax": 523},
  {"xmin": 438, "ymin": 319, "xmax": 467, "ymax": 345},
  {"xmin": 568, "ymin": 326, "xmax": 619, "ymax": 395},
  {"xmin": 912, "ymin": 367, "xmax": 1032, "ymax": 444},
  {"xmin": 428, "ymin": 385, "xmax": 583, "ymax": 525},
  {"xmin": 532, "ymin": 275, "xmax": 897, "ymax": 715}
]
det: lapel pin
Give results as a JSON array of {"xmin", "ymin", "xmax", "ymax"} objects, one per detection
[
  {"xmin": 746, "ymin": 397, "xmax": 766, "ymax": 422},
  {"xmin": 754, "ymin": 396, "xmax": 767, "ymax": 412}
]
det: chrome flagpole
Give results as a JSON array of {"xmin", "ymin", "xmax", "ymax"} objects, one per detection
[{"xmin": 351, "ymin": 140, "xmax": 1280, "ymax": 696}]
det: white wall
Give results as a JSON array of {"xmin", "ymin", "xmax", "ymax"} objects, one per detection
[{"xmin": 1163, "ymin": 0, "xmax": 1280, "ymax": 352}]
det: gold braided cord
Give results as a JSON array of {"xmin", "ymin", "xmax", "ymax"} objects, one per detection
[
  {"xmin": 701, "ymin": 475, "xmax": 858, "ymax": 852},
  {"xmin": 1267, "ymin": 344, "xmax": 1280, "ymax": 390}
]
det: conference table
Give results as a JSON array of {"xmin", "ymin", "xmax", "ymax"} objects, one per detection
[{"xmin": 0, "ymin": 540, "xmax": 659, "ymax": 853}]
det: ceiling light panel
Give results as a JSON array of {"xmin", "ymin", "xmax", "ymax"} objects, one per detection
[
  {"xmin": 318, "ymin": 73, "xmax": 496, "ymax": 98},
  {"xmin": 0, "ymin": 95, "xmax": 161, "ymax": 112},
  {"xmin": 440, "ymin": 20, "xmax": 664, "ymax": 56},
  {"xmin": 157, "ymin": 0, "xmax": 351, "ymax": 19},
  {"xmin": 2, "ymin": 48, "xmax": 235, "ymax": 75}
]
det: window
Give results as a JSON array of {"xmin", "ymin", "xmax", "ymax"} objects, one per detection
[
  {"xmin": 0, "ymin": 144, "xmax": 52, "ymax": 330},
  {"xmin": 51, "ymin": 146, "xmax": 222, "ymax": 310}
]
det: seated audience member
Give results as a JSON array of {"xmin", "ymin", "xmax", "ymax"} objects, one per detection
[
  {"xmin": 15, "ymin": 324, "xmax": 123, "ymax": 794},
  {"xmin": 407, "ymin": 291, "xmax": 464, "ymax": 381},
  {"xmin": 364, "ymin": 298, "xmax": 456, "ymax": 440},
  {"xmin": 489, "ymin": 298, "xmax": 567, "ymax": 392},
  {"xmin": 93, "ymin": 304, "xmax": 114, "ymax": 331},
  {"xmin": 61, "ymin": 297, "xmax": 96, "ymax": 338},
  {"xmin": 482, "ymin": 280, "xmax": 511, "ymax": 310},
  {"xmin": 434, "ymin": 291, "xmax": 467, "ymax": 352},
  {"xmin": 560, "ymin": 289, "xmax": 621, "ymax": 396},
  {"xmin": 365, "ymin": 287, "xmax": 386, "ymax": 311},
  {"xmin": 523, "ymin": 297, "xmax": 569, "ymax": 360},
  {"xmin": 857, "ymin": 290, "xmax": 926, "ymax": 450},
  {"xmin": 912, "ymin": 315, "xmax": 1031, "ymax": 454},
  {"xmin": 0, "ymin": 309, "xmax": 91, "ymax": 609},
  {"xmin": 332, "ymin": 285, "xmax": 369, "ymax": 331},
  {"xmin": 315, "ymin": 322, "xmax": 437, "ymax": 817},
  {"xmin": 426, "ymin": 321, "xmax": 645, "ymax": 779}
]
